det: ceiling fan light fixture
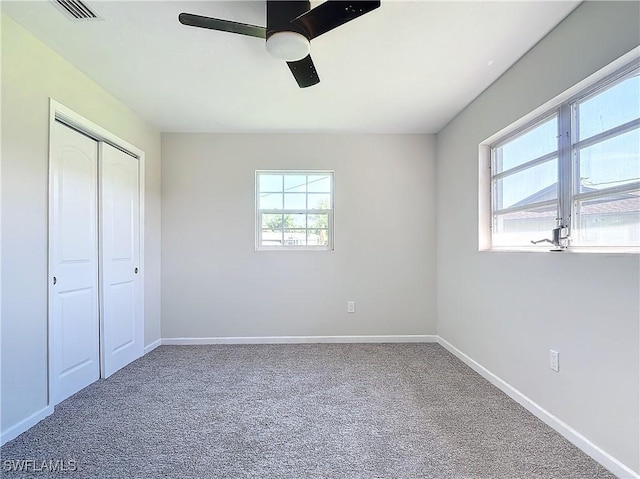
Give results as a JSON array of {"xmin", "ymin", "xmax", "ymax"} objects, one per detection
[{"xmin": 266, "ymin": 31, "xmax": 310, "ymax": 61}]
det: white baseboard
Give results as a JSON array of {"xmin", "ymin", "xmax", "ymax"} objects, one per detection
[
  {"xmin": 162, "ymin": 334, "xmax": 438, "ymax": 345},
  {"xmin": 144, "ymin": 338, "xmax": 162, "ymax": 354},
  {"xmin": 1, "ymin": 405, "xmax": 54, "ymax": 446},
  {"xmin": 437, "ymin": 337, "xmax": 638, "ymax": 479}
]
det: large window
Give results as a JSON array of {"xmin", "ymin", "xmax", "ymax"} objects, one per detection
[
  {"xmin": 490, "ymin": 59, "xmax": 639, "ymax": 251},
  {"xmin": 256, "ymin": 170, "xmax": 334, "ymax": 250}
]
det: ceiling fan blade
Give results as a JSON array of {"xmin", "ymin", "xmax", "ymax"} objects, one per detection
[
  {"xmin": 267, "ymin": 1, "xmax": 310, "ymax": 35},
  {"xmin": 291, "ymin": 1, "xmax": 380, "ymax": 40},
  {"xmin": 287, "ymin": 54, "xmax": 320, "ymax": 88},
  {"xmin": 179, "ymin": 13, "xmax": 266, "ymax": 39}
]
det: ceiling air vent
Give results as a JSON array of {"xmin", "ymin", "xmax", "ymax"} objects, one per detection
[{"xmin": 53, "ymin": 0, "xmax": 100, "ymax": 20}]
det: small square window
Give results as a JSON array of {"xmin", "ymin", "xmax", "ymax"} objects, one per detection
[{"xmin": 256, "ymin": 171, "xmax": 334, "ymax": 250}]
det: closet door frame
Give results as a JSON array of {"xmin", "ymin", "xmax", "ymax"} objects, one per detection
[{"xmin": 47, "ymin": 99, "xmax": 146, "ymax": 406}]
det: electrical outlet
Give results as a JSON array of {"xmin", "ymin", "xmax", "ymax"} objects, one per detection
[
  {"xmin": 550, "ymin": 350, "xmax": 559, "ymax": 372},
  {"xmin": 347, "ymin": 301, "xmax": 355, "ymax": 313}
]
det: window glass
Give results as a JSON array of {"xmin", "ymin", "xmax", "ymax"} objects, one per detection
[
  {"xmin": 496, "ymin": 117, "xmax": 557, "ymax": 173},
  {"xmin": 577, "ymin": 73, "xmax": 640, "ymax": 141},
  {"xmin": 284, "ymin": 175, "xmax": 307, "ymax": 192},
  {"xmin": 308, "ymin": 214, "xmax": 328, "ymax": 228},
  {"xmin": 488, "ymin": 60, "xmax": 639, "ymax": 250},
  {"xmin": 309, "ymin": 229, "xmax": 329, "ymax": 246},
  {"xmin": 575, "ymin": 191, "xmax": 640, "ymax": 246},
  {"xmin": 260, "ymin": 174, "xmax": 282, "ymax": 191},
  {"xmin": 492, "ymin": 204, "xmax": 558, "ymax": 247},
  {"xmin": 262, "ymin": 214, "xmax": 283, "ymax": 229},
  {"xmin": 259, "ymin": 193, "xmax": 282, "ymax": 210},
  {"xmin": 577, "ymin": 128, "xmax": 640, "ymax": 193},
  {"xmin": 495, "ymin": 160, "xmax": 557, "ymax": 210},
  {"xmin": 256, "ymin": 171, "xmax": 333, "ymax": 250},
  {"xmin": 284, "ymin": 193, "xmax": 306, "ymax": 209},
  {"xmin": 308, "ymin": 175, "xmax": 331, "ymax": 192},
  {"xmin": 283, "ymin": 229, "xmax": 308, "ymax": 246},
  {"xmin": 308, "ymin": 194, "xmax": 331, "ymax": 209},
  {"xmin": 290, "ymin": 213, "xmax": 307, "ymax": 228}
]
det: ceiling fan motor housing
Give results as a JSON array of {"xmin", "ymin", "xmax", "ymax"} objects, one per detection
[{"xmin": 266, "ymin": 1, "xmax": 312, "ymax": 62}]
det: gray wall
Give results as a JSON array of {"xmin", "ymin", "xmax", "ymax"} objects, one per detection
[
  {"xmin": 161, "ymin": 133, "xmax": 436, "ymax": 339},
  {"xmin": 436, "ymin": 2, "xmax": 640, "ymax": 473},
  {"xmin": 1, "ymin": 14, "xmax": 162, "ymax": 434}
]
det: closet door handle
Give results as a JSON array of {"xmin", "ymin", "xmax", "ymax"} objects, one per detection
[
  {"xmin": 134, "ymin": 268, "xmax": 138, "ymax": 274},
  {"xmin": 53, "ymin": 276, "xmax": 57, "ymax": 285}
]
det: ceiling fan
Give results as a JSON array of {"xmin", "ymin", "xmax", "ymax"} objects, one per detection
[{"xmin": 178, "ymin": 1, "xmax": 381, "ymax": 88}]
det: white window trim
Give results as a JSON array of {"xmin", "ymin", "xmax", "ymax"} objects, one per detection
[
  {"xmin": 255, "ymin": 170, "xmax": 335, "ymax": 252},
  {"xmin": 480, "ymin": 48, "xmax": 640, "ymax": 253}
]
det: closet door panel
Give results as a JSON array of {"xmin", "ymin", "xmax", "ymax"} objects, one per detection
[
  {"xmin": 100, "ymin": 142, "xmax": 142, "ymax": 378},
  {"xmin": 50, "ymin": 121, "xmax": 100, "ymax": 404}
]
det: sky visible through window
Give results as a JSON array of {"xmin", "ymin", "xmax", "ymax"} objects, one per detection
[
  {"xmin": 259, "ymin": 174, "xmax": 331, "ymax": 210},
  {"xmin": 497, "ymin": 72, "xmax": 639, "ymax": 208}
]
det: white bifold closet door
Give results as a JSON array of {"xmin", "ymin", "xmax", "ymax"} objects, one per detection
[{"xmin": 50, "ymin": 121, "xmax": 142, "ymax": 405}]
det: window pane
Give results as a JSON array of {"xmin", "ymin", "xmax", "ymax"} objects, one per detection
[
  {"xmin": 492, "ymin": 204, "xmax": 558, "ymax": 247},
  {"xmin": 574, "ymin": 190, "xmax": 640, "ymax": 246},
  {"xmin": 577, "ymin": 128, "xmax": 640, "ymax": 193},
  {"xmin": 284, "ymin": 193, "xmax": 306, "ymax": 209},
  {"xmin": 308, "ymin": 214, "xmax": 328, "ymax": 229},
  {"xmin": 308, "ymin": 229, "xmax": 329, "ymax": 246},
  {"xmin": 495, "ymin": 159, "xmax": 557, "ymax": 210},
  {"xmin": 261, "ymin": 230, "xmax": 282, "ymax": 245},
  {"xmin": 256, "ymin": 170, "xmax": 333, "ymax": 250},
  {"xmin": 283, "ymin": 229, "xmax": 307, "ymax": 246},
  {"xmin": 284, "ymin": 175, "xmax": 306, "ymax": 193},
  {"xmin": 264, "ymin": 214, "xmax": 301, "ymax": 229},
  {"xmin": 308, "ymin": 193, "xmax": 331, "ymax": 209},
  {"xmin": 260, "ymin": 193, "xmax": 283, "ymax": 209},
  {"xmin": 289, "ymin": 213, "xmax": 306, "ymax": 228},
  {"xmin": 259, "ymin": 174, "xmax": 282, "ymax": 192},
  {"xmin": 496, "ymin": 117, "xmax": 557, "ymax": 173},
  {"xmin": 308, "ymin": 175, "xmax": 331, "ymax": 192},
  {"xmin": 578, "ymin": 72, "xmax": 640, "ymax": 141},
  {"xmin": 262, "ymin": 213, "xmax": 283, "ymax": 230}
]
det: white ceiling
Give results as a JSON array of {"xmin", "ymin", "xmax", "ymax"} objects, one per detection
[{"xmin": 2, "ymin": 1, "xmax": 580, "ymax": 133}]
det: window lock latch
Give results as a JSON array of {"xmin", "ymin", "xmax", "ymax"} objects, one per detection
[{"xmin": 531, "ymin": 226, "xmax": 570, "ymax": 251}]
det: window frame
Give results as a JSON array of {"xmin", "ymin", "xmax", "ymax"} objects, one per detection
[
  {"xmin": 255, "ymin": 170, "xmax": 335, "ymax": 251},
  {"xmin": 568, "ymin": 68, "xmax": 640, "ymax": 248},
  {"xmin": 487, "ymin": 57, "xmax": 640, "ymax": 252},
  {"xmin": 490, "ymin": 112, "xmax": 560, "ymax": 246}
]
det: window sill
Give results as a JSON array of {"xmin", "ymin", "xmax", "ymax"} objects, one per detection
[
  {"xmin": 256, "ymin": 246, "xmax": 333, "ymax": 252},
  {"xmin": 480, "ymin": 247, "xmax": 639, "ymax": 255}
]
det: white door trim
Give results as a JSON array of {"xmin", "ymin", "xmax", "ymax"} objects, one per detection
[{"xmin": 47, "ymin": 98, "xmax": 145, "ymax": 406}]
